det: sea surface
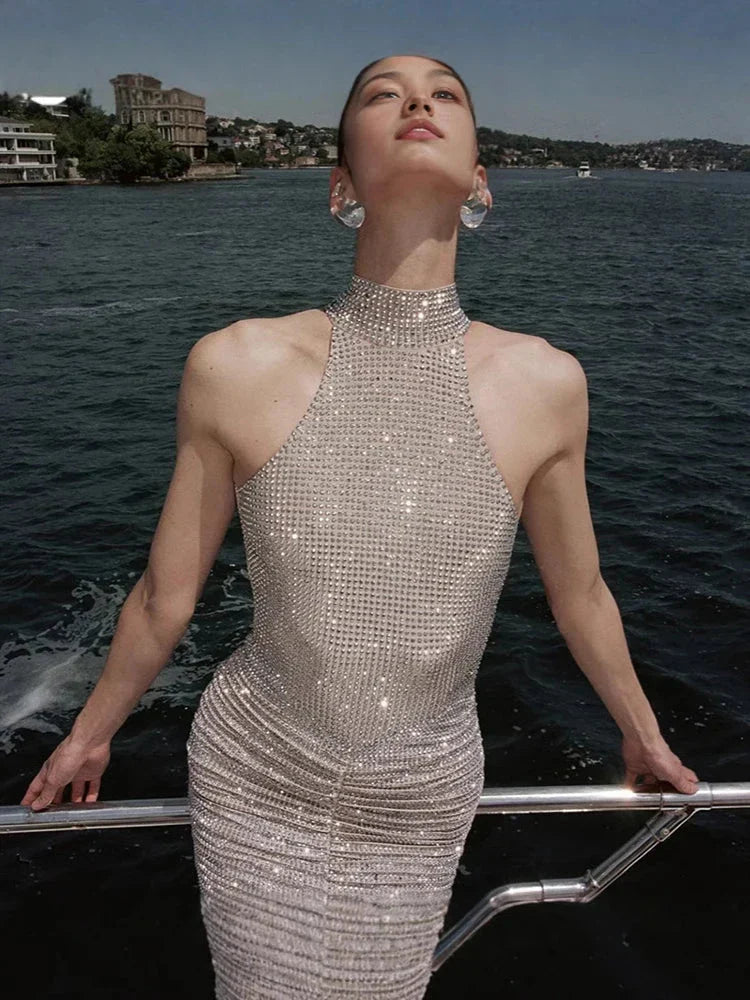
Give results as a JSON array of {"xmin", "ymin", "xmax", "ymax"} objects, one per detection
[{"xmin": 1, "ymin": 167, "xmax": 748, "ymax": 998}]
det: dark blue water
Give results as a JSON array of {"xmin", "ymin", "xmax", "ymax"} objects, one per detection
[{"xmin": 1, "ymin": 168, "xmax": 748, "ymax": 998}]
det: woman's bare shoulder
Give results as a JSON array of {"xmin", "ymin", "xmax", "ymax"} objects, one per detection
[
  {"xmin": 476, "ymin": 320, "xmax": 586, "ymax": 399},
  {"xmin": 185, "ymin": 308, "xmax": 329, "ymax": 383}
]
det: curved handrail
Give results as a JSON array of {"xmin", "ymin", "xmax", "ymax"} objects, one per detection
[
  {"xmin": 432, "ymin": 779, "xmax": 750, "ymax": 968},
  {"xmin": 434, "ymin": 802, "xmax": 708, "ymax": 968}
]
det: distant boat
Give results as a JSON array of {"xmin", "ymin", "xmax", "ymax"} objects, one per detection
[{"xmin": 563, "ymin": 160, "xmax": 599, "ymax": 180}]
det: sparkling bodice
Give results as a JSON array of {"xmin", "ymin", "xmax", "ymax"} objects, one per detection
[{"xmin": 232, "ymin": 273, "xmax": 519, "ymax": 751}]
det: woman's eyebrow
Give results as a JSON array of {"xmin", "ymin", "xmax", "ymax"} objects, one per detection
[{"xmin": 356, "ymin": 68, "xmax": 461, "ymax": 98}]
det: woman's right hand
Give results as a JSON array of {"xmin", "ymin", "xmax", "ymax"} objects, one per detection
[
  {"xmin": 621, "ymin": 731, "xmax": 699, "ymax": 795},
  {"xmin": 20, "ymin": 734, "xmax": 111, "ymax": 811}
]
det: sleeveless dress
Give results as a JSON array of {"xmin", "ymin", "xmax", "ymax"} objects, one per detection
[{"xmin": 186, "ymin": 273, "xmax": 520, "ymax": 999}]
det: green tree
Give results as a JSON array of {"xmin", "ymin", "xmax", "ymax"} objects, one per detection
[
  {"xmin": 237, "ymin": 147, "xmax": 264, "ymax": 168},
  {"xmin": 96, "ymin": 123, "xmax": 191, "ymax": 183},
  {"xmin": 274, "ymin": 118, "xmax": 294, "ymax": 139},
  {"xmin": 76, "ymin": 137, "xmax": 108, "ymax": 178},
  {"xmin": 0, "ymin": 91, "xmax": 25, "ymax": 117},
  {"xmin": 164, "ymin": 148, "xmax": 192, "ymax": 178},
  {"xmin": 65, "ymin": 87, "xmax": 93, "ymax": 117},
  {"xmin": 52, "ymin": 104, "xmax": 114, "ymax": 161}
]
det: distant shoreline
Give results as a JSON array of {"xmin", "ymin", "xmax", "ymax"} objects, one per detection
[
  {"xmin": 2, "ymin": 164, "xmax": 727, "ymax": 189},
  {"xmin": 0, "ymin": 174, "xmax": 245, "ymax": 187}
]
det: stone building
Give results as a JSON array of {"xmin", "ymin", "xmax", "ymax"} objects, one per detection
[
  {"xmin": 0, "ymin": 116, "xmax": 57, "ymax": 181},
  {"xmin": 109, "ymin": 73, "xmax": 207, "ymax": 161}
]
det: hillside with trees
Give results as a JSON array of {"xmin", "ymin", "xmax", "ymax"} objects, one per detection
[{"xmin": 2, "ymin": 88, "xmax": 747, "ymax": 179}]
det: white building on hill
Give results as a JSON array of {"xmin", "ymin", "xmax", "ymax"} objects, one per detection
[{"xmin": 0, "ymin": 116, "xmax": 58, "ymax": 182}]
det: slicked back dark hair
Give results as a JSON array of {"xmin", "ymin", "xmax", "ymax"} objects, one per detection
[{"xmin": 336, "ymin": 54, "xmax": 478, "ymax": 170}]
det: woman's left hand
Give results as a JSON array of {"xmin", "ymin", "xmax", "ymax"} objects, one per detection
[{"xmin": 621, "ymin": 732, "xmax": 700, "ymax": 794}]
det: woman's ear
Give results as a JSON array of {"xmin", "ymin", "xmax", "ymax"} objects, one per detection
[{"xmin": 475, "ymin": 167, "xmax": 492, "ymax": 209}]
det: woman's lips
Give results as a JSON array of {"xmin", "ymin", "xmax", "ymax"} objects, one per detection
[{"xmin": 397, "ymin": 128, "xmax": 440, "ymax": 140}]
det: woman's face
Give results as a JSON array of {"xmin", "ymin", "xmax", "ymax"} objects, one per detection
[{"xmin": 335, "ymin": 54, "xmax": 488, "ymax": 209}]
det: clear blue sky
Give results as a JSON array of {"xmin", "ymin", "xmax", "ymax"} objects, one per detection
[{"xmin": 2, "ymin": 0, "xmax": 748, "ymax": 145}]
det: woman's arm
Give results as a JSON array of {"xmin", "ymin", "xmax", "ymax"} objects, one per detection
[
  {"xmin": 521, "ymin": 349, "xmax": 699, "ymax": 792},
  {"xmin": 68, "ymin": 330, "xmax": 238, "ymax": 749}
]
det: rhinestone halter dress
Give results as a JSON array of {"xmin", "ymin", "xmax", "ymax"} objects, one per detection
[{"xmin": 186, "ymin": 273, "xmax": 520, "ymax": 999}]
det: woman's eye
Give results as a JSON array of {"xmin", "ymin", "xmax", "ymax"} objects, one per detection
[{"xmin": 369, "ymin": 89, "xmax": 458, "ymax": 101}]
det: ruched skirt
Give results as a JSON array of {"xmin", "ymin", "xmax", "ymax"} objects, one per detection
[{"xmin": 186, "ymin": 646, "xmax": 485, "ymax": 999}]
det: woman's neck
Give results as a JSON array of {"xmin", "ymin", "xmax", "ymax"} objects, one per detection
[{"xmin": 351, "ymin": 205, "xmax": 460, "ymax": 291}]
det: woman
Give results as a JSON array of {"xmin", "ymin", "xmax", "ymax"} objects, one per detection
[{"xmin": 22, "ymin": 52, "xmax": 699, "ymax": 998}]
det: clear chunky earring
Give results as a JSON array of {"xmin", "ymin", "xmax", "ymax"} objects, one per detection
[
  {"xmin": 330, "ymin": 179, "xmax": 365, "ymax": 229},
  {"xmin": 460, "ymin": 182, "xmax": 491, "ymax": 229}
]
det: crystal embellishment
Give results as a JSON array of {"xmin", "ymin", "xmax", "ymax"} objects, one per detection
[{"xmin": 323, "ymin": 272, "xmax": 471, "ymax": 348}]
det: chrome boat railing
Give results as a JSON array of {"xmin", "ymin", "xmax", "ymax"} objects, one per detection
[{"xmin": 2, "ymin": 780, "xmax": 748, "ymax": 969}]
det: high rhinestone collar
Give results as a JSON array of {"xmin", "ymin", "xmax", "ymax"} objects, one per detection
[{"xmin": 324, "ymin": 272, "xmax": 471, "ymax": 348}]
